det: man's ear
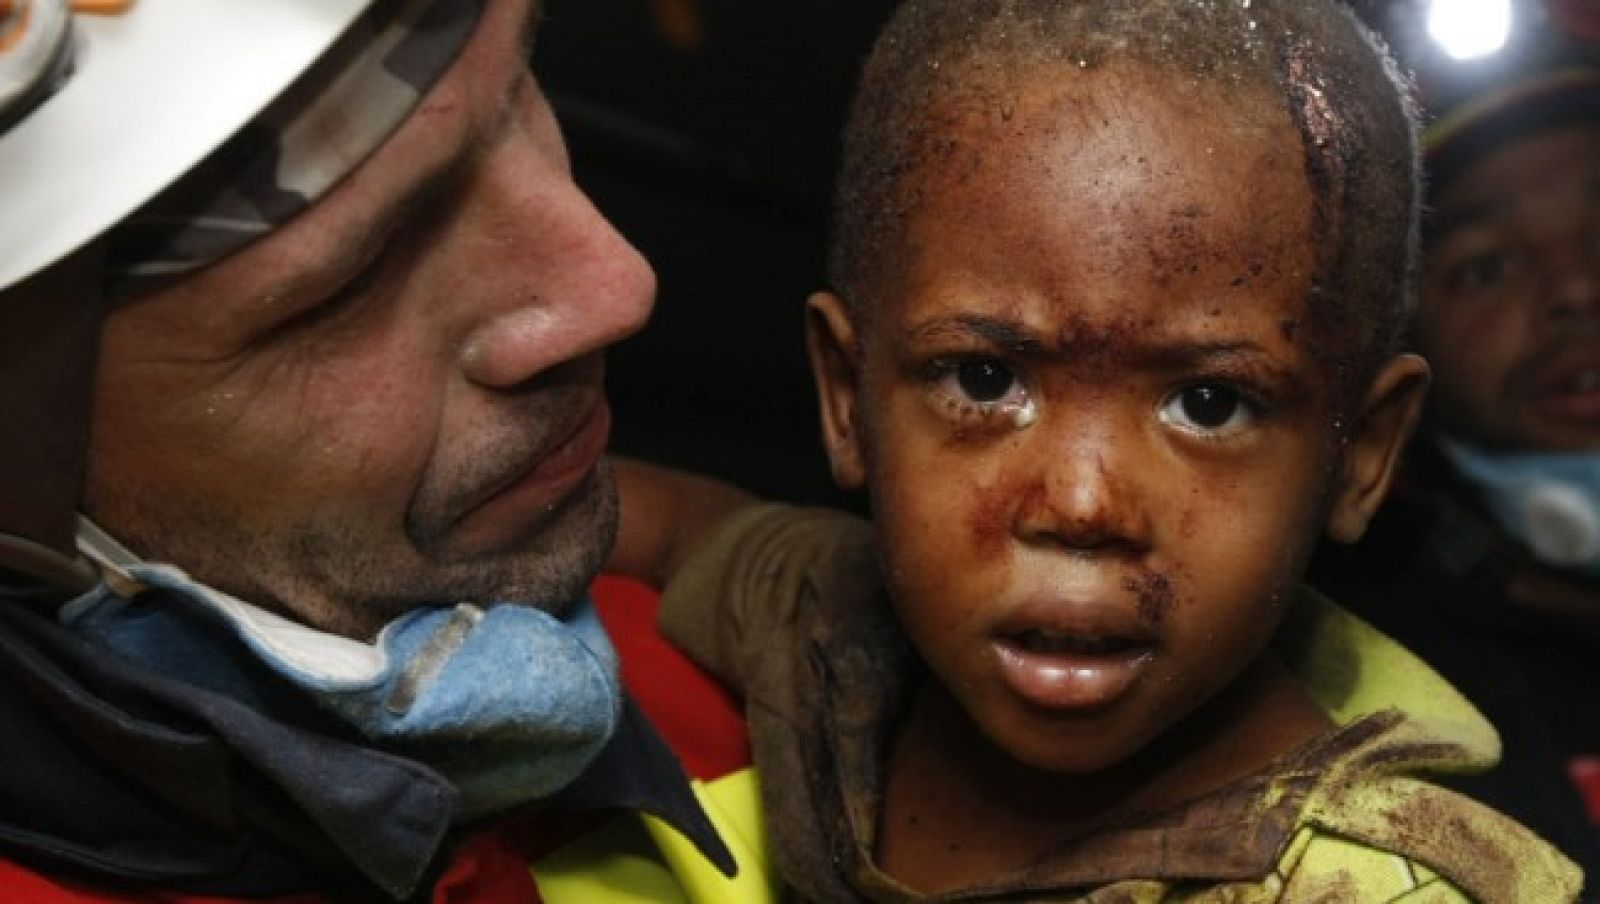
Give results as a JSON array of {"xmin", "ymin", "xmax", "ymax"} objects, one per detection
[
  {"xmin": 1326, "ymin": 353, "xmax": 1431, "ymax": 543},
  {"xmin": 805, "ymin": 291, "xmax": 867, "ymax": 490}
]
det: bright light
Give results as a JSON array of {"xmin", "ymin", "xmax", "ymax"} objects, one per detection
[{"xmin": 1427, "ymin": 0, "xmax": 1514, "ymax": 60}]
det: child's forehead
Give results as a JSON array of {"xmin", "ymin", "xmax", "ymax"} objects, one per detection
[
  {"xmin": 862, "ymin": 61, "xmax": 1322, "ymax": 372},
  {"xmin": 929, "ymin": 58, "xmax": 1289, "ymax": 140},
  {"xmin": 903, "ymin": 63, "xmax": 1305, "ymax": 230},
  {"xmin": 888, "ymin": 71, "xmax": 1314, "ymax": 292},
  {"xmin": 832, "ymin": 5, "xmax": 1416, "ymax": 402}
]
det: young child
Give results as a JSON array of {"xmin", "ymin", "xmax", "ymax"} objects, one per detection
[{"xmin": 610, "ymin": 0, "xmax": 1584, "ymax": 899}]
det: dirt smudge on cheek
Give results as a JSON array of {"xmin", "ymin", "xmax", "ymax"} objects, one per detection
[
  {"xmin": 1125, "ymin": 572, "xmax": 1176, "ymax": 628},
  {"xmin": 967, "ymin": 481, "xmax": 1014, "ymax": 559},
  {"xmin": 967, "ymin": 476, "xmax": 1054, "ymax": 559},
  {"xmin": 1178, "ymin": 504, "xmax": 1198, "ymax": 540}
]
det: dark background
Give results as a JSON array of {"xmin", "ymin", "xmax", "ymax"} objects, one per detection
[{"xmin": 533, "ymin": 0, "xmax": 897, "ymax": 510}]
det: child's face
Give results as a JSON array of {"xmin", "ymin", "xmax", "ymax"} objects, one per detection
[
  {"xmin": 808, "ymin": 65, "xmax": 1425, "ymax": 773},
  {"xmin": 1416, "ymin": 123, "xmax": 1600, "ymax": 452}
]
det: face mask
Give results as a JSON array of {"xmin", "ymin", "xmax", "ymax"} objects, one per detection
[
  {"xmin": 1439, "ymin": 437, "xmax": 1600, "ymax": 576},
  {"xmin": 60, "ymin": 535, "xmax": 621, "ymax": 822}
]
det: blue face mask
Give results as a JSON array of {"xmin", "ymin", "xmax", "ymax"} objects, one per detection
[
  {"xmin": 1439, "ymin": 438, "xmax": 1600, "ymax": 577},
  {"xmin": 61, "ymin": 527, "xmax": 621, "ymax": 822}
]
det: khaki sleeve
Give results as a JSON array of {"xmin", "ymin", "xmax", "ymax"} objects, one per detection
[{"xmin": 657, "ymin": 502, "xmax": 874, "ymax": 695}]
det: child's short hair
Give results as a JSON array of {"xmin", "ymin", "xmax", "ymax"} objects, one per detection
[{"xmin": 828, "ymin": 0, "xmax": 1420, "ymax": 399}]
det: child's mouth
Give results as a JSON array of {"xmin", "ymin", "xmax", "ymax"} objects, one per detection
[
  {"xmin": 992, "ymin": 629, "xmax": 1155, "ymax": 710},
  {"xmin": 1014, "ymin": 628, "xmax": 1145, "ymax": 656}
]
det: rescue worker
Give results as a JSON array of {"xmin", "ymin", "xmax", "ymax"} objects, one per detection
[{"xmin": 0, "ymin": 0, "xmax": 771, "ymax": 900}]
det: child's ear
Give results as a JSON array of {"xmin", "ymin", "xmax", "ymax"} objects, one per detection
[
  {"xmin": 1326, "ymin": 353, "xmax": 1431, "ymax": 544},
  {"xmin": 805, "ymin": 291, "xmax": 867, "ymax": 490}
]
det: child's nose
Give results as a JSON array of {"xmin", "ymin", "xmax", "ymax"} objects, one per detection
[{"xmin": 1014, "ymin": 446, "xmax": 1152, "ymax": 556}]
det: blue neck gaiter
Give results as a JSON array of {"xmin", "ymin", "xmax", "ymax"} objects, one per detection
[
  {"xmin": 1440, "ymin": 437, "xmax": 1600, "ymax": 577},
  {"xmin": 59, "ymin": 538, "xmax": 621, "ymax": 823}
]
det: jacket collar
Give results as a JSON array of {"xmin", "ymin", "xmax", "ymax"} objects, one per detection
[{"xmin": 0, "ymin": 591, "xmax": 727, "ymax": 899}]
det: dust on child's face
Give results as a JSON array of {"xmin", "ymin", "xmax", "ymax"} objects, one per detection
[
  {"xmin": 1416, "ymin": 123, "xmax": 1600, "ymax": 452},
  {"xmin": 854, "ymin": 63, "xmax": 1343, "ymax": 773}
]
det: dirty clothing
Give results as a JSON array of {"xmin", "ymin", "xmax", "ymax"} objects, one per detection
[
  {"xmin": 1313, "ymin": 439, "xmax": 1600, "ymax": 886},
  {"xmin": 662, "ymin": 503, "xmax": 1583, "ymax": 903}
]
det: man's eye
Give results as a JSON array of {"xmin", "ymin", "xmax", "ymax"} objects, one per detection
[
  {"xmin": 954, "ymin": 358, "xmax": 1018, "ymax": 403},
  {"xmin": 1159, "ymin": 384, "xmax": 1255, "ymax": 434},
  {"xmin": 1443, "ymin": 249, "xmax": 1518, "ymax": 294},
  {"xmin": 1452, "ymin": 252, "xmax": 1510, "ymax": 291}
]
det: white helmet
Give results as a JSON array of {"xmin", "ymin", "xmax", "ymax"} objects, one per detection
[
  {"xmin": 0, "ymin": 0, "xmax": 477, "ymax": 588},
  {"xmin": 0, "ymin": 0, "xmax": 372, "ymax": 292}
]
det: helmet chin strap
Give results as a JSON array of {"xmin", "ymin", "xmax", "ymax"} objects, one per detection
[{"xmin": 0, "ymin": 242, "xmax": 105, "ymax": 592}]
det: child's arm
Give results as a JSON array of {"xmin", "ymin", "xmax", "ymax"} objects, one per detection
[{"xmin": 606, "ymin": 457, "xmax": 757, "ymax": 589}]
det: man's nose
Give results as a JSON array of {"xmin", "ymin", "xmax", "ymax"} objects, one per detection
[
  {"xmin": 1013, "ymin": 437, "xmax": 1153, "ymax": 556},
  {"xmin": 1539, "ymin": 236, "xmax": 1600, "ymax": 325},
  {"xmin": 457, "ymin": 150, "xmax": 656, "ymax": 390}
]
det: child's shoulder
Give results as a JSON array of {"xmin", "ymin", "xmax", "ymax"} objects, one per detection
[
  {"xmin": 1284, "ymin": 773, "xmax": 1582, "ymax": 903},
  {"xmin": 1270, "ymin": 590, "xmax": 1583, "ymax": 902},
  {"xmin": 656, "ymin": 501, "xmax": 882, "ymax": 687},
  {"xmin": 1275, "ymin": 587, "xmax": 1501, "ymax": 771},
  {"xmin": 1268, "ymin": 820, "xmax": 1471, "ymax": 902},
  {"xmin": 685, "ymin": 501, "xmax": 873, "ymax": 578},
  {"xmin": 668, "ymin": 500, "xmax": 878, "ymax": 617}
]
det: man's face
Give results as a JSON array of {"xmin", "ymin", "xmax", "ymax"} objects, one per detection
[
  {"xmin": 810, "ymin": 67, "xmax": 1386, "ymax": 773},
  {"xmin": 1416, "ymin": 123, "xmax": 1600, "ymax": 451},
  {"xmin": 85, "ymin": 0, "xmax": 655, "ymax": 638}
]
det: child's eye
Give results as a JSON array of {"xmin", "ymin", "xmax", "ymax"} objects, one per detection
[
  {"xmin": 954, "ymin": 358, "xmax": 1019, "ymax": 403},
  {"xmin": 928, "ymin": 356, "xmax": 1036, "ymax": 428},
  {"xmin": 1159, "ymin": 383, "xmax": 1256, "ymax": 435}
]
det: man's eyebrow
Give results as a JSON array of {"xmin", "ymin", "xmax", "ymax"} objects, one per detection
[
  {"xmin": 1433, "ymin": 164, "xmax": 1600, "ymax": 240},
  {"xmin": 275, "ymin": 141, "xmax": 464, "ymax": 304},
  {"xmin": 490, "ymin": 0, "xmax": 543, "ymax": 128},
  {"xmin": 1428, "ymin": 198, "xmax": 1512, "ymax": 244},
  {"xmin": 326, "ymin": 1, "xmax": 549, "ymax": 286},
  {"xmin": 261, "ymin": 4, "xmax": 545, "ymax": 306}
]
